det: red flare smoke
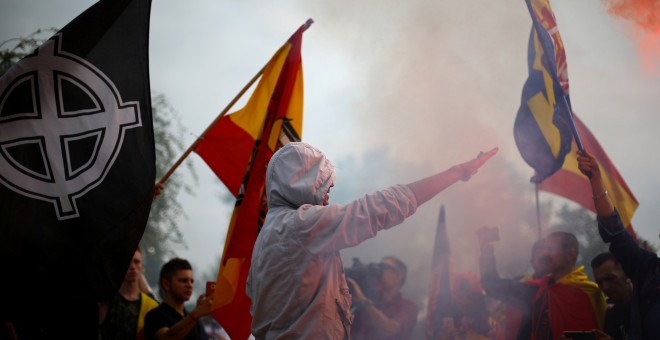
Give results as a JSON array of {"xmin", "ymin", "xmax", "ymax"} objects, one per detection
[{"xmin": 604, "ymin": 0, "xmax": 660, "ymax": 72}]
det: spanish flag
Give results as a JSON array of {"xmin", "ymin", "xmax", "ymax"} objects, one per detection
[
  {"xmin": 538, "ymin": 114, "xmax": 638, "ymax": 235},
  {"xmin": 195, "ymin": 22, "xmax": 307, "ymax": 339},
  {"xmin": 529, "ymin": 266, "xmax": 606, "ymax": 337}
]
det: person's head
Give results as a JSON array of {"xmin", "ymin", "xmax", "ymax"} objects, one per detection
[
  {"xmin": 591, "ymin": 252, "xmax": 632, "ymax": 304},
  {"xmin": 530, "ymin": 238, "xmax": 549, "ymax": 278},
  {"xmin": 538, "ymin": 232, "xmax": 579, "ymax": 277},
  {"xmin": 159, "ymin": 258, "xmax": 194, "ymax": 303},
  {"xmin": 379, "ymin": 256, "xmax": 407, "ymax": 290},
  {"xmin": 266, "ymin": 142, "xmax": 336, "ymax": 209},
  {"xmin": 124, "ymin": 246, "xmax": 143, "ymax": 284}
]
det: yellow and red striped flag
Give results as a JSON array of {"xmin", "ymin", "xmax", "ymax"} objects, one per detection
[
  {"xmin": 538, "ymin": 114, "xmax": 638, "ymax": 235},
  {"xmin": 194, "ymin": 22, "xmax": 307, "ymax": 339}
]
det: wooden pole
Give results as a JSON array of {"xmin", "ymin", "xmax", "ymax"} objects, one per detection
[{"xmin": 535, "ymin": 182, "xmax": 542, "ymax": 239}]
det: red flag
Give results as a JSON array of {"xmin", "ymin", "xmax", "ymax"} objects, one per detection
[
  {"xmin": 194, "ymin": 23, "xmax": 307, "ymax": 340},
  {"xmin": 538, "ymin": 114, "xmax": 638, "ymax": 235}
]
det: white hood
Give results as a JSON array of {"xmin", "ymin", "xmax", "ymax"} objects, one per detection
[{"xmin": 266, "ymin": 142, "xmax": 336, "ymax": 208}]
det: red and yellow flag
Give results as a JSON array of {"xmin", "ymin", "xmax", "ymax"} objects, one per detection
[
  {"xmin": 538, "ymin": 114, "xmax": 638, "ymax": 235},
  {"xmin": 194, "ymin": 22, "xmax": 307, "ymax": 339}
]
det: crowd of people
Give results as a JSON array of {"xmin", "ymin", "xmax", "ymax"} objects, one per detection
[
  {"xmin": 246, "ymin": 142, "xmax": 497, "ymax": 339},
  {"xmin": 98, "ymin": 252, "xmax": 220, "ymax": 340},
  {"xmin": 243, "ymin": 144, "xmax": 659, "ymax": 340},
  {"xmin": 111, "ymin": 146, "xmax": 657, "ymax": 340},
  {"xmin": 5, "ymin": 142, "xmax": 656, "ymax": 340}
]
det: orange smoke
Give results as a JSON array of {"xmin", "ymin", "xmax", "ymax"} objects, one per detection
[{"xmin": 604, "ymin": 0, "xmax": 660, "ymax": 73}]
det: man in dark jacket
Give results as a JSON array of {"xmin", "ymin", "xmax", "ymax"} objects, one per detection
[
  {"xmin": 591, "ymin": 252, "xmax": 633, "ymax": 339},
  {"xmin": 577, "ymin": 149, "xmax": 660, "ymax": 339}
]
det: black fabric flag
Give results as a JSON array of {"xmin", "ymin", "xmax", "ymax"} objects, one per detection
[
  {"xmin": 426, "ymin": 205, "xmax": 454, "ymax": 338},
  {"xmin": 0, "ymin": 0, "xmax": 154, "ymax": 332}
]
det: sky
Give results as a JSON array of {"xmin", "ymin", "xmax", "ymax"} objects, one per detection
[{"xmin": 2, "ymin": 0, "xmax": 660, "ymax": 334}]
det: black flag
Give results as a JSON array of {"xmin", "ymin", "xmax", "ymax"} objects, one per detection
[{"xmin": 0, "ymin": 0, "xmax": 154, "ymax": 334}]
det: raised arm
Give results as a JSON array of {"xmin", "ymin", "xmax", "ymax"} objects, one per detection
[
  {"xmin": 347, "ymin": 278, "xmax": 416, "ymax": 338},
  {"xmin": 477, "ymin": 228, "xmax": 536, "ymax": 309},
  {"xmin": 407, "ymin": 148, "xmax": 498, "ymax": 205},
  {"xmin": 576, "ymin": 149, "xmax": 614, "ymax": 217},
  {"xmin": 296, "ymin": 148, "xmax": 498, "ymax": 255},
  {"xmin": 576, "ymin": 149, "xmax": 655, "ymax": 278}
]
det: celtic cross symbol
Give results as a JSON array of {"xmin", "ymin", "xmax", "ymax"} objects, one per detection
[{"xmin": 0, "ymin": 34, "xmax": 142, "ymax": 220}]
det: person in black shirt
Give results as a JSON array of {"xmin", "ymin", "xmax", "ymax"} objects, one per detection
[
  {"xmin": 578, "ymin": 149, "xmax": 660, "ymax": 338},
  {"xmin": 144, "ymin": 258, "xmax": 212, "ymax": 340}
]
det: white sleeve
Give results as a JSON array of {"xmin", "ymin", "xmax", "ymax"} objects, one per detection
[{"xmin": 293, "ymin": 184, "xmax": 418, "ymax": 255}]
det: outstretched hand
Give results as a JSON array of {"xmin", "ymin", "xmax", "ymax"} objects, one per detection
[
  {"xmin": 576, "ymin": 149, "xmax": 601, "ymax": 180},
  {"xmin": 457, "ymin": 147, "xmax": 499, "ymax": 181},
  {"xmin": 406, "ymin": 147, "xmax": 499, "ymax": 206}
]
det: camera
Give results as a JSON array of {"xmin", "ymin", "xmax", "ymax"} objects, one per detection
[{"xmin": 344, "ymin": 258, "xmax": 384, "ymax": 302}]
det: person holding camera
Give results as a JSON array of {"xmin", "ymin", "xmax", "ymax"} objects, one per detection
[
  {"xmin": 246, "ymin": 142, "xmax": 497, "ymax": 339},
  {"xmin": 348, "ymin": 256, "xmax": 418, "ymax": 340}
]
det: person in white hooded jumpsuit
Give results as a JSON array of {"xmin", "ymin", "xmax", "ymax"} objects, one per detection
[{"xmin": 247, "ymin": 142, "xmax": 497, "ymax": 339}]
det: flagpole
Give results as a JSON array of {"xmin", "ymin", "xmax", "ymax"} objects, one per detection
[
  {"xmin": 535, "ymin": 182, "xmax": 542, "ymax": 239},
  {"xmin": 563, "ymin": 95, "xmax": 584, "ymax": 151},
  {"xmin": 157, "ymin": 18, "xmax": 314, "ymax": 187}
]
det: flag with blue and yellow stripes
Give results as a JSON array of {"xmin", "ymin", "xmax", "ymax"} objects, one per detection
[{"xmin": 514, "ymin": 0, "xmax": 573, "ymax": 183}]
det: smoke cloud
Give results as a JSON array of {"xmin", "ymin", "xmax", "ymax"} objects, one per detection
[
  {"xmin": 329, "ymin": 144, "xmax": 547, "ymax": 337},
  {"xmin": 603, "ymin": 0, "xmax": 660, "ymax": 72}
]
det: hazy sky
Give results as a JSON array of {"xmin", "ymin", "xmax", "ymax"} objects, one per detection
[{"xmin": 2, "ymin": 0, "xmax": 659, "ymax": 328}]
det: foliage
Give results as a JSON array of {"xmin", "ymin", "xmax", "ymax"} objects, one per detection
[
  {"xmin": 0, "ymin": 28, "xmax": 58, "ymax": 75},
  {"xmin": 143, "ymin": 93, "xmax": 197, "ymax": 285}
]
